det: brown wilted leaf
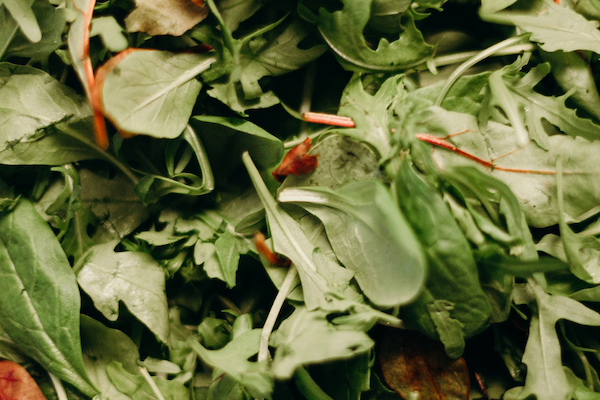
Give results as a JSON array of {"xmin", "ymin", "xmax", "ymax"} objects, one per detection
[
  {"xmin": 125, "ymin": 0, "xmax": 208, "ymax": 37},
  {"xmin": 272, "ymin": 137, "xmax": 318, "ymax": 183},
  {"xmin": 379, "ymin": 329, "xmax": 470, "ymax": 400},
  {"xmin": 0, "ymin": 360, "xmax": 47, "ymax": 400}
]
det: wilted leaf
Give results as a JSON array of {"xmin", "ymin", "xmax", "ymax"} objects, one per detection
[
  {"xmin": 272, "ymin": 137, "xmax": 318, "ymax": 183},
  {"xmin": 378, "ymin": 329, "xmax": 470, "ymax": 400},
  {"xmin": 125, "ymin": 0, "xmax": 209, "ymax": 37},
  {"xmin": 0, "ymin": 360, "xmax": 47, "ymax": 400}
]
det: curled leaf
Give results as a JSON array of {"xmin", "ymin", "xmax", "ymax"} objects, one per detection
[{"xmin": 272, "ymin": 138, "xmax": 318, "ymax": 183}]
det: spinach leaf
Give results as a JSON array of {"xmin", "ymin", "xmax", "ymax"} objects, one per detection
[{"xmin": 0, "ymin": 198, "xmax": 97, "ymax": 397}]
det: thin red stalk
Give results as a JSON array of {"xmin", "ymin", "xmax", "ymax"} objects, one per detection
[
  {"xmin": 302, "ymin": 112, "xmax": 356, "ymax": 128},
  {"xmin": 415, "ymin": 133, "xmax": 557, "ymax": 175}
]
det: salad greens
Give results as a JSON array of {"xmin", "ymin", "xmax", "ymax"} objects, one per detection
[{"xmin": 3, "ymin": 0, "xmax": 600, "ymax": 399}]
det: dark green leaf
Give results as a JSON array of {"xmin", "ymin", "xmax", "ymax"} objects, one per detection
[{"xmin": 0, "ymin": 198, "xmax": 97, "ymax": 397}]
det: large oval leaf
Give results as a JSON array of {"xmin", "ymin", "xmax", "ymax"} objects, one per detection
[
  {"xmin": 101, "ymin": 50, "xmax": 217, "ymax": 138},
  {"xmin": 0, "ymin": 198, "xmax": 97, "ymax": 397},
  {"xmin": 278, "ymin": 180, "xmax": 427, "ymax": 308}
]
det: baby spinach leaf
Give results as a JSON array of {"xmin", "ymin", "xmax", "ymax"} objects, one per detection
[
  {"xmin": 278, "ymin": 180, "xmax": 427, "ymax": 308},
  {"xmin": 0, "ymin": 198, "xmax": 97, "ymax": 397},
  {"xmin": 271, "ymin": 307, "xmax": 374, "ymax": 379},
  {"xmin": 513, "ymin": 281, "xmax": 600, "ymax": 400},
  {"xmin": 395, "ymin": 159, "xmax": 491, "ymax": 341},
  {"xmin": 101, "ymin": 50, "xmax": 217, "ymax": 139},
  {"xmin": 0, "ymin": 63, "xmax": 101, "ymax": 165},
  {"xmin": 301, "ymin": 0, "xmax": 433, "ymax": 72},
  {"xmin": 76, "ymin": 240, "xmax": 170, "ymax": 344}
]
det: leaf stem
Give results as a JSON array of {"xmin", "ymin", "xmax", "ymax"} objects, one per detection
[
  {"xmin": 49, "ymin": 373, "xmax": 69, "ymax": 400},
  {"xmin": 294, "ymin": 366, "xmax": 334, "ymax": 400},
  {"xmin": 435, "ymin": 35, "xmax": 530, "ymax": 106},
  {"xmin": 139, "ymin": 366, "xmax": 167, "ymax": 400},
  {"xmin": 258, "ymin": 264, "xmax": 298, "ymax": 363},
  {"xmin": 429, "ymin": 43, "xmax": 535, "ymax": 70}
]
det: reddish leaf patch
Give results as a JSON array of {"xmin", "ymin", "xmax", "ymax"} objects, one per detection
[
  {"xmin": 0, "ymin": 360, "xmax": 47, "ymax": 400},
  {"xmin": 379, "ymin": 329, "xmax": 470, "ymax": 400},
  {"xmin": 272, "ymin": 138, "xmax": 318, "ymax": 183}
]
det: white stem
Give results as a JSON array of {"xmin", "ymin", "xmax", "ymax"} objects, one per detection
[
  {"xmin": 257, "ymin": 264, "xmax": 298, "ymax": 363},
  {"xmin": 139, "ymin": 366, "xmax": 166, "ymax": 400},
  {"xmin": 49, "ymin": 373, "xmax": 69, "ymax": 400}
]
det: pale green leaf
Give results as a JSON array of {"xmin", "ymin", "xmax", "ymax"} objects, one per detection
[
  {"xmin": 102, "ymin": 50, "xmax": 217, "ymax": 138},
  {"xmin": 271, "ymin": 307, "xmax": 374, "ymax": 379},
  {"xmin": 76, "ymin": 240, "xmax": 170, "ymax": 343},
  {"xmin": 278, "ymin": 180, "xmax": 427, "ymax": 308},
  {"xmin": 90, "ymin": 16, "xmax": 128, "ymax": 52},
  {"xmin": 1, "ymin": 0, "xmax": 41, "ymax": 43}
]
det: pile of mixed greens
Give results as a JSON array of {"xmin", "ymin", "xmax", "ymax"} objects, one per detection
[{"xmin": 3, "ymin": 0, "xmax": 600, "ymax": 398}]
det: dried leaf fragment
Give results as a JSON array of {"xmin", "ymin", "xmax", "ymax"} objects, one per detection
[
  {"xmin": 272, "ymin": 138, "xmax": 318, "ymax": 183},
  {"xmin": 0, "ymin": 360, "xmax": 47, "ymax": 400},
  {"xmin": 379, "ymin": 329, "xmax": 470, "ymax": 400},
  {"xmin": 125, "ymin": 0, "xmax": 208, "ymax": 37}
]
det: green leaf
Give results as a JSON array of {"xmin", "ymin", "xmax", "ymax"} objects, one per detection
[
  {"xmin": 0, "ymin": 63, "xmax": 102, "ymax": 165},
  {"xmin": 278, "ymin": 180, "xmax": 427, "ymax": 308},
  {"xmin": 81, "ymin": 315, "xmax": 140, "ymax": 399},
  {"xmin": 106, "ymin": 362, "xmax": 189, "ymax": 400},
  {"xmin": 513, "ymin": 281, "xmax": 600, "ymax": 400},
  {"xmin": 335, "ymin": 74, "xmax": 402, "ymax": 158},
  {"xmin": 271, "ymin": 307, "xmax": 374, "ymax": 379},
  {"xmin": 76, "ymin": 240, "xmax": 170, "ymax": 344},
  {"xmin": 1, "ymin": 0, "xmax": 41, "ymax": 43},
  {"xmin": 192, "ymin": 115, "xmax": 284, "ymax": 170},
  {"xmin": 189, "ymin": 329, "xmax": 274, "ymax": 399},
  {"xmin": 556, "ymin": 157, "xmax": 600, "ymax": 284},
  {"xmin": 304, "ymin": 0, "xmax": 433, "ymax": 72},
  {"xmin": 280, "ymin": 134, "xmax": 379, "ymax": 190},
  {"xmin": 481, "ymin": 60, "xmax": 600, "ymax": 147},
  {"xmin": 540, "ymin": 49, "xmax": 600, "ymax": 122},
  {"xmin": 2, "ymin": 0, "xmax": 65, "ymax": 59},
  {"xmin": 214, "ymin": 230, "xmax": 241, "ymax": 288},
  {"xmin": 0, "ymin": 198, "xmax": 97, "ymax": 397},
  {"xmin": 101, "ymin": 50, "xmax": 217, "ymax": 138},
  {"xmin": 410, "ymin": 106, "xmax": 600, "ymax": 228},
  {"xmin": 90, "ymin": 16, "xmax": 128, "ymax": 53},
  {"xmin": 219, "ymin": 0, "xmax": 262, "ymax": 33},
  {"xmin": 480, "ymin": 0, "xmax": 600, "ymax": 53},
  {"xmin": 242, "ymin": 152, "xmax": 351, "ymax": 310},
  {"xmin": 426, "ymin": 300, "xmax": 465, "ymax": 359},
  {"xmin": 395, "ymin": 159, "xmax": 491, "ymax": 339}
]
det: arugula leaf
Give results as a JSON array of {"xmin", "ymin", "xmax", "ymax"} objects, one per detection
[
  {"xmin": 301, "ymin": 0, "xmax": 433, "ymax": 72},
  {"xmin": 512, "ymin": 281, "xmax": 600, "ymax": 400},
  {"xmin": 76, "ymin": 240, "xmax": 170, "ymax": 344},
  {"xmin": 0, "ymin": 198, "xmax": 97, "ymax": 397},
  {"xmin": 480, "ymin": 0, "xmax": 600, "ymax": 53}
]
